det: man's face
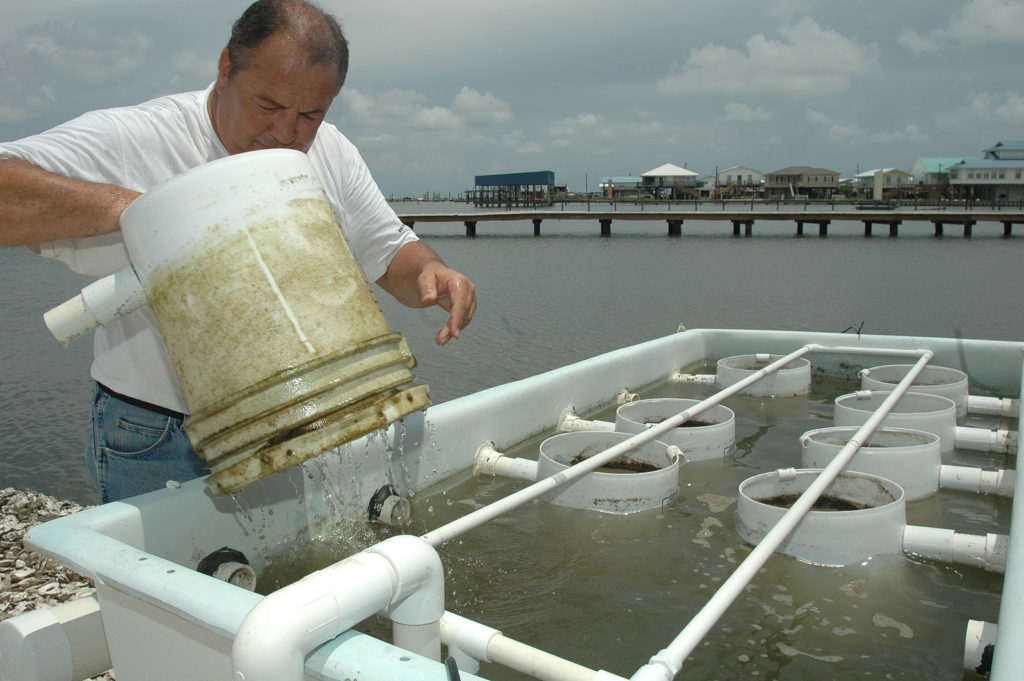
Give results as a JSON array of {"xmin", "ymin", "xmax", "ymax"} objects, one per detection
[{"xmin": 209, "ymin": 32, "xmax": 339, "ymax": 155}]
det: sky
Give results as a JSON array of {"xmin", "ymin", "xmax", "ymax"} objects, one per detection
[{"xmin": 2, "ymin": 0, "xmax": 1022, "ymax": 197}]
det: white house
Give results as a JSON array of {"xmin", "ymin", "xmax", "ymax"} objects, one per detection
[
  {"xmin": 851, "ymin": 168, "xmax": 914, "ymax": 199},
  {"xmin": 715, "ymin": 165, "xmax": 763, "ymax": 187},
  {"xmin": 641, "ymin": 163, "xmax": 701, "ymax": 199},
  {"xmin": 948, "ymin": 141, "xmax": 1024, "ymax": 201},
  {"xmin": 910, "ymin": 157, "xmax": 973, "ymax": 185}
]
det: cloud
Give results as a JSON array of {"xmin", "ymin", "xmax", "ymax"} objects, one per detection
[
  {"xmin": 657, "ymin": 18, "xmax": 879, "ymax": 97},
  {"xmin": 23, "ymin": 21, "xmax": 151, "ymax": 87},
  {"xmin": 169, "ymin": 50, "xmax": 216, "ymax": 89},
  {"xmin": 356, "ymin": 133, "xmax": 399, "ymax": 146},
  {"xmin": 805, "ymin": 109, "xmax": 926, "ymax": 144},
  {"xmin": 764, "ymin": 0, "xmax": 817, "ymax": 17},
  {"xmin": 0, "ymin": 18, "xmax": 151, "ymax": 122},
  {"xmin": 968, "ymin": 90, "xmax": 1024, "ymax": 121},
  {"xmin": 547, "ymin": 113, "xmax": 602, "ymax": 138},
  {"xmin": 932, "ymin": 90, "xmax": 1024, "ymax": 137},
  {"xmin": 870, "ymin": 124, "xmax": 927, "ymax": 144},
  {"xmin": 517, "ymin": 141, "xmax": 546, "ymax": 154},
  {"xmin": 900, "ymin": 0, "xmax": 1024, "ymax": 52},
  {"xmin": 723, "ymin": 102, "xmax": 774, "ymax": 122},
  {"xmin": 0, "ymin": 82, "xmax": 56, "ymax": 125},
  {"xmin": 340, "ymin": 86, "xmax": 512, "ymax": 131},
  {"xmin": 453, "ymin": 87, "xmax": 513, "ymax": 126},
  {"xmin": 412, "ymin": 106, "xmax": 464, "ymax": 130}
]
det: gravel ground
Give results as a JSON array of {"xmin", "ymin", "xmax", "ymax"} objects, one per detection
[{"xmin": 1, "ymin": 487, "xmax": 115, "ymax": 680}]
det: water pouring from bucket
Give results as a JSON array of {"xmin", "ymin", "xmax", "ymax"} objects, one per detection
[{"xmin": 43, "ymin": 149, "xmax": 430, "ymax": 495}]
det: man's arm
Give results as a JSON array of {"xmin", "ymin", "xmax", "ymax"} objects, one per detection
[
  {"xmin": 0, "ymin": 158, "xmax": 138, "ymax": 247},
  {"xmin": 376, "ymin": 240, "xmax": 477, "ymax": 345}
]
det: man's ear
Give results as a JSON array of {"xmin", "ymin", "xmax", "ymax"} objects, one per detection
[{"xmin": 217, "ymin": 48, "xmax": 233, "ymax": 81}]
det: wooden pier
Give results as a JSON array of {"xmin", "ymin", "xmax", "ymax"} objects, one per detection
[{"xmin": 397, "ymin": 210, "xmax": 1024, "ymax": 238}]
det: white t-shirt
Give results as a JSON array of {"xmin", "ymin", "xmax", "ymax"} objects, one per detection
[{"xmin": 0, "ymin": 85, "xmax": 418, "ymax": 413}]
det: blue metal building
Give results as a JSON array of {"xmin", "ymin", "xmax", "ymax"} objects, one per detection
[{"xmin": 470, "ymin": 170, "xmax": 556, "ymax": 207}]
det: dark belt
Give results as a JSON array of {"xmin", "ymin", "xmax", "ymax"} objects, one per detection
[{"xmin": 97, "ymin": 382, "xmax": 186, "ymax": 421}]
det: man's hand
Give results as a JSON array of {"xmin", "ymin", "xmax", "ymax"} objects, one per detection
[
  {"xmin": 376, "ymin": 240, "xmax": 477, "ymax": 345},
  {"xmin": 417, "ymin": 260, "xmax": 477, "ymax": 344}
]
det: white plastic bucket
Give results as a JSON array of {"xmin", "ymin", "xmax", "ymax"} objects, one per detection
[
  {"xmin": 118, "ymin": 149, "xmax": 429, "ymax": 494},
  {"xmin": 615, "ymin": 398, "xmax": 735, "ymax": 461},
  {"xmin": 537, "ymin": 431, "xmax": 680, "ymax": 514},
  {"xmin": 737, "ymin": 468, "xmax": 906, "ymax": 566},
  {"xmin": 860, "ymin": 364, "xmax": 969, "ymax": 418},
  {"xmin": 800, "ymin": 426, "xmax": 942, "ymax": 500},
  {"xmin": 833, "ymin": 391, "xmax": 957, "ymax": 454},
  {"xmin": 716, "ymin": 354, "xmax": 811, "ymax": 396}
]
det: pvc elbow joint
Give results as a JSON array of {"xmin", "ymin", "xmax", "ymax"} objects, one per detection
[
  {"xmin": 367, "ymin": 535, "xmax": 445, "ymax": 626},
  {"xmin": 232, "ymin": 551, "xmax": 396, "ymax": 681},
  {"xmin": 232, "ymin": 535, "xmax": 445, "ymax": 681}
]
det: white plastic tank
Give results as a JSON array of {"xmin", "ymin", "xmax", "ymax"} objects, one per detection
[
  {"xmin": 537, "ymin": 431, "xmax": 680, "ymax": 514},
  {"xmin": 615, "ymin": 398, "xmax": 735, "ymax": 461},
  {"xmin": 736, "ymin": 468, "xmax": 907, "ymax": 566},
  {"xmin": 800, "ymin": 426, "xmax": 942, "ymax": 501},
  {"xmin": 860, "ymin": 364, "xmax": 969, "ymax": 418},
  {"xmin": 833, "ymin": 391, "xmax": 958, "ymax": 454},
  {"xmin": 716, "ymin": 354, "xmax": 811, "ymax": 396}
]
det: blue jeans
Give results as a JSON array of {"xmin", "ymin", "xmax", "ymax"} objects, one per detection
[{"xmin": 85, "ymin": 384, "xmax": 208, "ymax": 502}]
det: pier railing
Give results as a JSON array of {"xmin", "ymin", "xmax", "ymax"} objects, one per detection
[{"xmin": 397, "ymin": 209, "xmax": 1024, "ymax": 237}]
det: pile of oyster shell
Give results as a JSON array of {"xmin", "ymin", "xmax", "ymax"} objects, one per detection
[{"xmin": 1, "ymin": 487, "xmax": 115, "ymax": 680}]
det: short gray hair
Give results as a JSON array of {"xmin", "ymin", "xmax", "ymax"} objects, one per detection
[{"xmin": 226, "ymin": 0, "xmax": 349, "ymax": 90}]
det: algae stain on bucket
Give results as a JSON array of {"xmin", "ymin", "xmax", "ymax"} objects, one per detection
[{"xmin": 122, "ymin": 150, "xmax": 429, "ymax": 495}]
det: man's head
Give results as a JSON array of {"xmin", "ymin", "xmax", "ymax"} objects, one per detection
[{"xmin": 209, "ymin": 0, "xmax": 350, "ymax": 154}]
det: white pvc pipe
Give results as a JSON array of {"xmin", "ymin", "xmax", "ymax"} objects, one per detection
[
  {"xmin": 43, "ymin": 265, "xmax": 145, "ymax": 346},
  {"xmin": 809, "ymin": 345, "xmax": 936, "ymax": 358},
  {"xmin": 392, "ymin": 623, "xmax": 441, "ymax": 661},
  {"xmin": 440, "ymin": 614, "xmax": 618, "ymax": 681},
  {"xmin": 630, "ymin": 347, "xmax": 934, "ymax": 681},
  {"xmin": 439, "ymin": 612, "xmax": 496, "ymax": 673},
  {"xmin": 233, "ymin": 553, "xmax": 393, "ymax": 681},
  {"xmin": 989, "ymin": 350, "xmax": 1024, "ymax": 681},
  {"xmin": 0, "ymin": 595, "xmax": 111, "ymax": 681},
  {"xmin": 964, "ymin": 620, "xmax": 998, "ymax": 674},
  {"xmin": 232, "ymin": 535, "xmax": 444, "ymax": 681},
  {"xmin": 955, "ymin": 426, "xmax": 1017, "ymax": 454},
  {"xmin": 473, "ymin": 442, "xmax": 539, "ymax": 481},
  {"xmin": 439, "ymin": 612, "xmax": 620, "ymax": 681},
  {"xmin": 557, "ymin": 411, "xmax": 615, "ymax": 433},
  {"xmin": 902, "ymin": 525, "xmax": 1008, "ymax": 573},
  {"xmin": 968, "ymin": 395, "xmax": 1019, "ymax": 418},
  {"xmin": 421, "ymin": 345, "xmax": 817, "ymax": 548},
  {"xmin": 940, "ymin": 464, "xmax": 1016, "ymax": 497}
]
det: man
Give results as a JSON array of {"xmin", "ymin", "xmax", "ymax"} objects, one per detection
[{"xmin": 0, "ymin": 0, "xmax": 477, "ymax": 502}]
